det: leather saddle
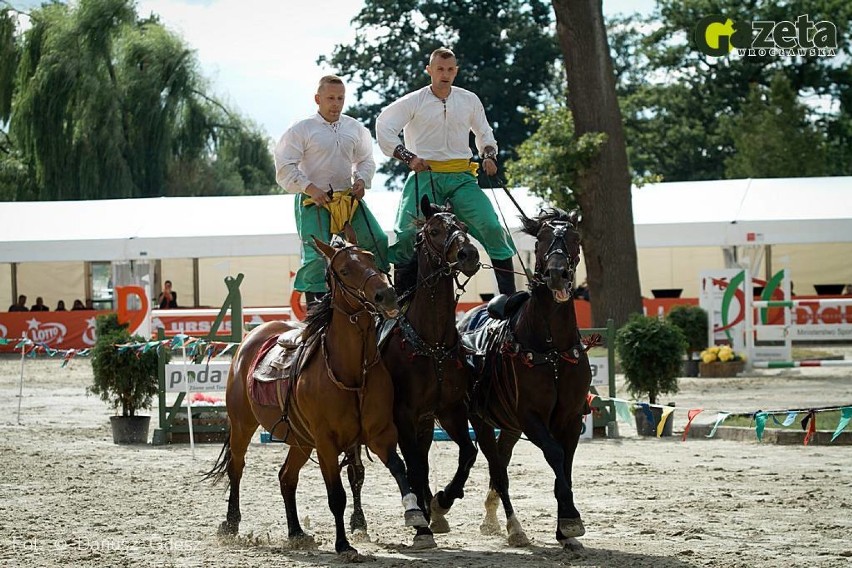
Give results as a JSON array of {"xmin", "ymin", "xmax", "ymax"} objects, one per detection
[{"xmin": 249, "ymin": 324, "xmax": 319, "ymax": 409}]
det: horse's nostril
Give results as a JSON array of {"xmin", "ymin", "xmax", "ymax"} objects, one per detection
[
  {"xmin": 375, "ymin": 292, "xmax": 384, "ymax": 303},
  {"xmin": 457, "ymin": 249, "xmax": 467, "ymax": 261},
  {"xmin": 562, "ymin": 270, "xmax": 571, "ymax": 280}
]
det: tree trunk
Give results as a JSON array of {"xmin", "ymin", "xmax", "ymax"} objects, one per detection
[{"xmin": 551, "ymin": 0, "xmax": 643, "ymax": 328}]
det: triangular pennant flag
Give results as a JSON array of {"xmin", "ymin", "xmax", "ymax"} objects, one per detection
[
  {"xmin": 614, "ymin": 400, "xmax": 633, "ymax": 424},
  {"xmin": 802, "ymin": 410, "xmax": 817, "ymax": 446},
  {"xmin": 707, "ymin": 412, "xmax": 730, "ymax": 438},
  {"xmin": 754, "ymin": 411, "xmax": 768, "ymax": 442},
  {"xmin": 769, "ymin": 413, "xmax": 786, "ymax": 427},
  {"xmin": 831, "ymin": 407, "xmax": 852, "ymax": 442},
  {"xmin": 639, "ymin": 403, "xmax": 656, "ymax": 431},
  {"xmin": 681, "ymin": 408, "xmax": 704, "ymax": 441},
  {"xmin": 657, "ymin": 406, "xmax": 675, "ymax": 437},
  {"xmin": 782, "ymin": 411, "xmax": 798, "ymax": 427}
]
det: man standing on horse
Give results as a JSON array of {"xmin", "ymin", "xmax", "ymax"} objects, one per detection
[
  {"xmin": 375, "ymin": 47, "xmax": 517, "ymax": 296},
  {"xmin": 275, "ymin": 75, "xmax": 388, "ymax": 308}
]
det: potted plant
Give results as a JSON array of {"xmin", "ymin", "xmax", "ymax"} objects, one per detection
[
  {"xmin": 666, "ymin": 305, "xmax": 709, "ymax": 377},
  {"xmin": 615, "ymin": 314, "xmax": 687, "ymax": 436},
  {"xmin": 89, "ymin": 313, "xmax": 161, "ymax": 444},
  {"xmin": 698, "ymin": 345, "xmax": 746, "ymax": 378}
]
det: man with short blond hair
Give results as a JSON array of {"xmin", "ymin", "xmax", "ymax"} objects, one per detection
[
  {"xmin": 275, "ymin": 75, "xmax": 388, "ymax": 307},
  {"xmin": 376, "ymin": 48, "xmax": 517, "ymax": 295}
]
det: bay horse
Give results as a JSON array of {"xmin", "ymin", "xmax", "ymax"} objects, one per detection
[
  {"xmin": 205, "ymin": 228, "xmax": 427, "ymax": 560},
  {"xmin": 344, "ymin": 197, "xmax": 481, "ymax": 548},
  {"xmin": 458, "ymin": 208, "xmax": 592, "ymax": 549}
]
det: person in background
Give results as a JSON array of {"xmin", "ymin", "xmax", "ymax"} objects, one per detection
[
  {"xmin": 84, "ymin": 299, "xmax": 95, "ymax": 310},
  {"xmin": 71, "ymin": 299, "xmax": 86, "ymax": 311},
  {"xmin": 8, "ymin": 294, "xmax": 28, "ymax": 312},
  {"xmin": 375, "ymin": 47, "xmax": 517, "ymax": 296},
  {"xmin": 30, "ymin": 297, "xmax": 50, "ymax": 312},
  {"xmin": 157, "ymin": 280, "xmax": 178, "ymax": 309},
  {"xmin": 55, "ymin": 300, "xmax": 67, "ymax": 311}
]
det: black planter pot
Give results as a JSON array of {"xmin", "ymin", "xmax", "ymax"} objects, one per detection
[
  {"xmin": 110, "ymin": 415, "xmax": 151, "ymax": 444},
  {"xmin": 681, "ymin": 359, "xmax": 700, "ymax": 377},
  {"xmin": 634, "ymin": 405, "xmax": 674, "ymax": 437}
]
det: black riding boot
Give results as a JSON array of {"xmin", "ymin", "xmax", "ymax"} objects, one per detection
[
  {"xmin": 491, "ymin": 257, "xmax": 517, "ymax": 296},
  {"xmin": 304, "ymin": 291, "xmax": 325, "ymax": 311}
]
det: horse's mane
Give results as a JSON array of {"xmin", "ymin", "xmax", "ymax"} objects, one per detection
[
  {"xmin": 302, "ymin": 293, "xmax": 332, "ymax": 342},
  {"xmin": 302, "ymin": 235, "xmax": 350, "ymax": 342},
  {"xmin": 520, "ymin": 208, "xmax": 573, "ymax": 236}
]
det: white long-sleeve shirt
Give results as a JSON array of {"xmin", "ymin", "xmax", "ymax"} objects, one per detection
[
  {"xmin": 375, "ymin": 86, "xmax": 497, "ymax": 161},
  {"xmin": 274, "ymin": 113, "xmax": 375, "ymax": 194}
]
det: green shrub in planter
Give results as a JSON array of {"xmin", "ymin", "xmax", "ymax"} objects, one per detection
[
  {"xmin": 89, "ymin": 313, "xmax": 160, "ymax": 417},
  {"xmin": 615, "ymin": 314, "xmax": 687, "ymax": 405},
  {"xmin": 666, "ymin": 305, "xmax": 709, "ymax": 358}
]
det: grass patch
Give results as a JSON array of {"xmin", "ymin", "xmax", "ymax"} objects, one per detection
[{"xmin": 724, "ymin": 410, "xmax": 842, "ymax": 429}]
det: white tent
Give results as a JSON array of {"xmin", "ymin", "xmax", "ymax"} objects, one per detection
[
  {"xmin": 0, "ymin": 188, "xmax": 546, "ymax": 263},
  {"xmin": 632, "ymin": 176, "xmax": 852, "ymax": 247}
]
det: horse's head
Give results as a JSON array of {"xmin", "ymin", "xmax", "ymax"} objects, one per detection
[
  {"xmin": 416, "ymin": 195, "xmax": 480, "ymax": 277},
  {"xmin": 523, "ymin": 208, "xmax": 581, "ymax": 303},
  {"xmin": 313, "ymin": 226, "xmax": 399, "ymax": 318}
]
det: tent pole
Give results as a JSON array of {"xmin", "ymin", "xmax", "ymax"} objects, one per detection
[
  {"xmin": 10, "ymin": 262, "xmax": 17, "ymax": 306},
  {"xmin": 765, "ymin": 245, "xmax": 772, "ymax": 283},
  {"xmin": 192, "ymin": 258, "xmax": 200, "ymax": 308}
]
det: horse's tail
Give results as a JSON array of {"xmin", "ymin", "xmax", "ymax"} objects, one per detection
[{"xmin": 201, "ymin": 434, "xmax": 232, "ymax": 486}]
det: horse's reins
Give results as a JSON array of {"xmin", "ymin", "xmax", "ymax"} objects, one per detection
[{"xmin": 484, "ymin": 174, "xmax": 533, "ymax": 289}]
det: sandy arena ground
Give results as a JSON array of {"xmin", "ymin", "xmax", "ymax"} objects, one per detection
[{"xmin": 1, "ymin": 348, "xmax": 851, "ymax": 568}]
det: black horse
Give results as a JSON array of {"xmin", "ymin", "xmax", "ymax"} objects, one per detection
[
  {"xmin": 346, "ymin": 196, "xmax": 481, "ymax": 548},
  {"xmin": 458, "ymin": 208, "xmax": 592, "ymax": 549}
]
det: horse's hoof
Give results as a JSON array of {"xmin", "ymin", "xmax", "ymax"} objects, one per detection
[
  {"xmin": 350, "ymin": 512, "xmax": 367, "ymax": 533},
  {"xmin": 405, "ymin": 509, "xmax": 428, "ymax": 528},
  {"xmin": 507, "ymin": 530, "xmax": 530, "ymax": 547},
  {"xmin": 480, "ymin": 518, "xmax": 502, "ymax": 536},
  {"xmin": 339, "ymin": 548, "xmax": 374, "ymax": 562},
  {"xmin": 559, "ymin": 537, "xmax": 585, "ymax": 552},
  {"xmin": 217, "ymin": 520, "xmax": 238, "ymax": 536},
  {"xmin": 558, "ymin": 517, "xmax": 586, "ymax": 538},
  {"xmin": 350, "ymin": 528, "xmax": 371, "ymax": 544},
  {"xmin": 288, "ymin": 533, "xmax": 318, "ymax": 550},
  {"xmin": 430, "ymin": 493, "xmax": 451, "ymax": 516},
  {"xmin": 430, "ymin": 515, "xmax": 450, "ymax": 534},
  {"xmin": 411, "ymin": 533, "xmax": 437, "ymax": 550}
]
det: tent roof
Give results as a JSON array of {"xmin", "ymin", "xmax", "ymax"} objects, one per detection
[
  {"xmin": 632, "ymin": 176, "xmax": 852, "ymax": 247},
  {"xmin": 1, "ymin": 177, "xmax": 851, "ymax": 263}
]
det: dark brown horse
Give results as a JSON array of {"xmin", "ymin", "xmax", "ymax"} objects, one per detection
[
  {"xmin": 458, "ymin": 208, "xmax": 591, "ymax": 549},
  {"xmin": 345, "ymin": 197, "xmax": 481, "ymax": 548},
  {"xmin": 205, "ymin": 229, "xmax": 427, "ymax": 560}
]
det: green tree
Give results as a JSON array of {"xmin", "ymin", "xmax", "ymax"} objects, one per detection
[
  {"xmin": 0, "ymin": 1, "xmax": 274, "ymax": 201},
  {"xmin": 320, "ymin": 0, "xmax": 561, "ymax": 185},
  {"xmin": 723, "ymin": 74, "xmax": 827, "ymax": 178},
  {"xmin": 504, "ymin": 103, "xmax": 606, "ymax": 211},
  {"xmin": 610, "ymin": 0, "xmax": 852, "ymax": 182}
]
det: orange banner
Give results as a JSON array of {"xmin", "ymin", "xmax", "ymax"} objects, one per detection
[{"xmin": 0, "ymin": 311, "xmax": 107, "ymax": 353}]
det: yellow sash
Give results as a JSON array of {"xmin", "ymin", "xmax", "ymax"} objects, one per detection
[
  {"xmin": 426, "ymin": 159, "xmax": 479, "ymax": 177},
  {"xmin": 303, "ymin": 189, "xmax": 359, "ymax": 234}
]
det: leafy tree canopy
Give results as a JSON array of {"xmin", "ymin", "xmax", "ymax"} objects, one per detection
[
  {"xmin": 0, "ymin": 1, "xmax": 275, "ymax": 201},
  {"xmin": 609, "ymin": 0, "xmax": 852, "ymax": 181},
  {"xmin": 320, "ymin": 0, "xmax": 561, "ymax": 186}
]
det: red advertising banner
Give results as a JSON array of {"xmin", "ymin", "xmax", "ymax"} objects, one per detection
[{"xmin": 0, "ymin": 311, "xmax": 107, "ymax": 353}]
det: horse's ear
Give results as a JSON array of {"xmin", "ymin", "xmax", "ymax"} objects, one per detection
[
  {"xmin": 343, "ymin": 221, "xmax": 358, "ymax": 245},
  {"xmin": 312, "ymin": 236, "xmax": 336, "ymax": 260},
  {"xmin": 443, "ymin": 199, "xmax": 453, "ymax": 213},
  {"xmin": 568, "ymin": 209, "xmax": 582, "ymax": 228},
  {"xmin": 421, "ymin": 195, "xmax": 433, "ymax": 218}
]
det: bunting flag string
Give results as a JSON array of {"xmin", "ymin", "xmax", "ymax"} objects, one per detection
[{"xmin": 589, "ymin": 391, "xmax": 852, "ymax": 445}]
